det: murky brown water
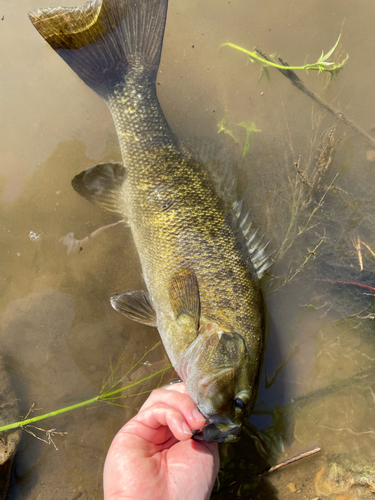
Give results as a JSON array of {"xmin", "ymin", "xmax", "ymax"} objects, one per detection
[{"xmin": 1, "ymin": 0, "xmax": 375, "ymax": 498}]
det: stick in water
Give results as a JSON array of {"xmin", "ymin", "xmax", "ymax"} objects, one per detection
[
  {"xmin": 263, "ymin": 447, "xmax": 321, "ymax": 475},
  {"xmin": 254, "ymin": 46, "xmax": 375, "ymax": 149}
]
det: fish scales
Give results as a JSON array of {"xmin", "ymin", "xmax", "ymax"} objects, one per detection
[
  {"xmin": 29, "ymin": 0, "xmax": 266, "ymax": 442},
  {"xmin": 107, "ymin": 67, "xmax": 264, "ymax": 365}
]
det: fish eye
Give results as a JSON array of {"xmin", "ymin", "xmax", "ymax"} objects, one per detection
[
  {"xmin": 235, "ymin": 397, "xmax": 244, "ymax": 410},
  {"xmin": 234, "ymin": 391, "xmax": 250, "ymax": 411}
]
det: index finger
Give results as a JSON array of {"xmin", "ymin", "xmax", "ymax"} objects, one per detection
[
  {"xmin": 161, "ymin": 382, "xmax": 188, "ymax": 394},
  {"xmin": 139, "ymin": 384, "xmax": 206, "ymax": 430}
]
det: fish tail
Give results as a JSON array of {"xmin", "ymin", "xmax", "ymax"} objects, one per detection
[{"xmin": 29, "ymin": 0, "xmax": 169, "ymax": 98}]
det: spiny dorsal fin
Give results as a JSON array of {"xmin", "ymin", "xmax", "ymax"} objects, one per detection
[
  {"xmin": 29, "ymin": 0, "xmax": 169, "ymax": 97},
  {"xmin": 233, "ymin": 200, "xmax": 273, "ymax": 279},
  {"xmin": 169, "ymin": 267, "xmax": 200, "ymax": 330},
  {"xmin": 110, "ymin": 289, "xmax": 157, "ymax": 327},
  {"xmin": 71, "ymin": 162, "xmax": 126, "ymax": 213},
  {"xmin": 182, "ymin": 137, "xmax": 237, "ymax": 205}
]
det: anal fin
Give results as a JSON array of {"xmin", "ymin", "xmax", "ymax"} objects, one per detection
[{"xmin": 110, "ymin": 290, "xmax": 157, "ymax": 327}]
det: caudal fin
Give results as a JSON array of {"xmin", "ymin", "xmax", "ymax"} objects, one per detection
[{"xmin": 29, "ymin": 0, "xmax": 168, "ymax": 98}]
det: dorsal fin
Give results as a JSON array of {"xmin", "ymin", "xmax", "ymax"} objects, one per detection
[
  {"xmin": 181, "ymin": 137, "xmax": 237, "ymax": 204},
  {"xmin": 233, "ymin": 200, "xmax": 273, "ymax": 279}
]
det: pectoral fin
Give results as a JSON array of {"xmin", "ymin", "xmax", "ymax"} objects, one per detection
[
  {"xmin": 110, "ymin": 290, "xmax": 157, "ymax": 327},
  {"xmin": 169, "ymin": 267, "xmax": 200, "ymax": 330},
  {"xmin": 72, "ymin": 162, "xmax": 126, "ymax": 214}
]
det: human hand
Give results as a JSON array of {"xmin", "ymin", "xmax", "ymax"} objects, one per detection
[{"xmin": 103, "ymin": 383, "xmax": 220, "ymax": 500}]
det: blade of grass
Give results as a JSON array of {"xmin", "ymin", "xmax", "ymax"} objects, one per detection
[{"xmin": 0, "ymin": 365, "xmax": 171, "ymax": 433}]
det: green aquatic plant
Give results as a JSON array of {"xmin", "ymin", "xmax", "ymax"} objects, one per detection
[
  {"xmin": 221, "ymin": 34, "xmax": 348, "ymax": 76},
  {"xmin": 0, "ymin": 345, "xmax": 172, "ymax": 434},
  {"xmin": 238, "ymin": 121, "xmax": 261, "ymax": 158},
  {"xmin": 217, "ymin": 113, "xmax": 239, "ymax": 144},
  {"xmin": 217, "ymin": 114, "xmax": 261, "ymax": 157}
]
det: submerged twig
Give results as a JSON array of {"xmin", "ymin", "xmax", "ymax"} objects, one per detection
[
  {"xmin": 286, "ymin": 238, "xmax": 323, "ymax": 283},
  {"xmin": 352, "ymin": 236, "xmax": 363, "ymax": 271},
  {"xmin": 262, "ymin": 447, "xmax": 321, "ymax": 475},
  {"xmin": 316, "ymin": 278, "xmax": 375, "ymax": 293},
  {"xmin": 265, "ymin": 338, "xmax": 309, "ymax": 389},
  {"xmin": 254, "ymin": 47, "xmax": 375, "ymax": 149},
  {"xmin": 24, "ymin": 425, "xmax": 68, "ymax": 451}
]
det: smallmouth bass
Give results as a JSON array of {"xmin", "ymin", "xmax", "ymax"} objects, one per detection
[{"xmin": 29, "ymin": 0, "xmax": 270, "ymax": 442}]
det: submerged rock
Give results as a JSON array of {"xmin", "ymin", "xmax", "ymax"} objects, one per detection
[
  {"xmin": 315, "ymin": 451, "xmax": 375, "ymax": 500},
  {"xmin": 0, "ymin": 359, "xmax": 22, "ymax": 499}
]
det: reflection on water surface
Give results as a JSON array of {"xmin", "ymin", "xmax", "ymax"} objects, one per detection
[{"xmin": 1, "ymin": 0, "xmax": 375, "ymax": 498}]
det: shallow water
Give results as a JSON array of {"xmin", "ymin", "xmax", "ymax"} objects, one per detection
[{"xmin": 1, "ymin": 0, "xmax": 375, "ymax": 498}]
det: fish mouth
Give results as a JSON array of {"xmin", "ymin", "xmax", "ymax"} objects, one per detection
[{"xmin": 192, "ymin": 422, "xmax": 242, "ymax": 443}]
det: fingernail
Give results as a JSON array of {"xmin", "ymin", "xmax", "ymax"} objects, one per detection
[
  {"xmin": 181, "ymin": 421, "xmax": 192, "ymax": 436},
  {"xmin": 192, "ymin": 408, "xmax": 205, "ymax": 423}
]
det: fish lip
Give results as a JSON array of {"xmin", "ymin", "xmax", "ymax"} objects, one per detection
[{"xmin": 192, "ymin": 423, "xmax": 242, "ymax": 443}]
